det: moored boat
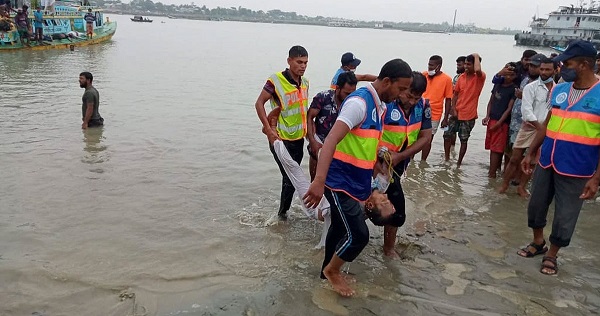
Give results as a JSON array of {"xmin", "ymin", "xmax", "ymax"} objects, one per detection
[
  {"xmin": 515, "ymin": 3, "xmax": 600, "ymax": 49},
  {"xmin": 0, "ymin": 2, "xmax": 117, "ymax": 52},
  {"xmin": 131, "ymin": 15, "xmax": 152, "ymax": 23}
]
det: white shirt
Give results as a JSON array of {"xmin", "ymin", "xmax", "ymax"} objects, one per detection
[
  {"xmin": 337, "ymin": 83, "xmax": 386, "ymax": 129},
  {"xmin": 521, "ymin": 78, "xmax": 554, "ymax": 123}
]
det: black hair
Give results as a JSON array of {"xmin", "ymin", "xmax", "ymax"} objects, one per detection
[
  {"xmin": 539, "ymin": 57, "xmax": 557, "ymax": 69},
  {"xmin": 410, "ymin": 71, "xmax": 427, "ymax": 95},
  {"xmin": 288, "ymin": 45, "xmax": 308, "ymax": 58},
  {"xmin": 466, "ymin": 54, "xmax": 482, "ymax": 63},
  {"xmin": 377, "ymin": 58, "xmax": 412, "ymax": 81},
  {"xmin": 429, "ymin": 55, "xmax": 443, "ymax": 65},
  {"xmin": 456, "ymin": 56, "xmax": 467, "ymax": 63},
  {"xmin": 80, "ymin": 71, "xmax": 93, "ymax": 82},
  {"xmin": 336, "ymin": 71, "xmax": 358, "ymax": 88},
  {"xmin": 522, "ymin": 49, "xmax": 537, "ymax": 59}
]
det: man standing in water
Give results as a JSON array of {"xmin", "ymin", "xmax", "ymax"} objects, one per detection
[
  {"xmin": 377, "ymin": 72, "xmax": 432, "ymax": 257},
  {"xmin": 421, "ymin": 55, "xmax": 453, "ymax": 161},
  {"xmin": 519, "ymin": 40, "xmax": 600, "ymax": 275},
  {"xmin": 307, "ymin": 71, "xmax": 357, "ymax": 180},
  {"xmin": 79, "ymin": 72, "xmax": 104, "ymax": 129},
  {"xmin": 255, "ymin": 45, "xmax": 309, "ymax": 220},
  {"xmin": 500, "ymin": 56, "xmax": 555, "ymax": 196},
  {"xmin": 443, "ymin": 54, "xmax": 485, "ymax": 167},
  {"xmin": 304, "ymin": 59, "xmax": 413, "ymax": 297}
]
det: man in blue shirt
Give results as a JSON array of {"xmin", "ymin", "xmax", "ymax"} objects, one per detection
[
  {"xmin": 84, "ymin": 8, "xmax": 95, "ymax": 39},
  {"xmin": 33, "ymin": 6, "xmax": 43, "ymax": 45},
  {"xmin": 330, "ymin": 52, "xmax": 377, "ymax": 89}
]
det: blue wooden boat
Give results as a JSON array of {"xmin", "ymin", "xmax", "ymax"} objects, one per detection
[{"xmin": 0, "ymin": 1, "xmax": 116, "ymax": 52}]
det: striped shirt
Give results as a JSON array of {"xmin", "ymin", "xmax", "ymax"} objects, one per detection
[{"xmin": 568, "ymin": 86, "xmax": 588, "ymax": 104}]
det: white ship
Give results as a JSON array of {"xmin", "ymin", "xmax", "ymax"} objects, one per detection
[{"xmin": 515, "ymin": 1, "xmax": 600, "ymax": 48}]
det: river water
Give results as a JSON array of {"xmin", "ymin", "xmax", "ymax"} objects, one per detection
[{"xmin": 1, "ymin": 14, "xmax": 599, "ymax": 316}]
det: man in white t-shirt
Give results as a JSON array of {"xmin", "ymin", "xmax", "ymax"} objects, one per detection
[{"xmin": 304, "ymin": 59, "xmax": 413, "ymax": 298}]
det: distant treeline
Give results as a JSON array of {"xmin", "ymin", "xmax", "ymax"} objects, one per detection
[{"xmin": 100, "ymin": 0, "xmax": 517, "ymax": 34}]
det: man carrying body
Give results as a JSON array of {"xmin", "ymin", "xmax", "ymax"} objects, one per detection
[
  {"xmin": 500, "ymin": 56, "xmax": 555, "ymax": 196},
  {"xmin": 377, "ymin": 72, "xmax": 432, "ymax": 257},
  {"xmin": 84, "ymin": 8, "xmax": 95, "ymax": 39},
  {"xmin": 330, "ymin": 52, "xmax": 377, "ymax": 89},
  {"xmin": 443, "ymin": 54, "xmax": 486, "ymax": 167},
  {"xmin": 255, "ymin": 45, "xmax": 309, "ymax": 220},
  {"xmin": 421, "ymin": 55, "xmax": 453, "ymax": 161},
  {"xmin": 518, "ymin": 40, "xmax": 600, "ymax": 275},
  {"xmin": 304, "ymin": 59, "xmax": 413, "ymax": 297},
  {"xmin": 307, "ymin": 71, "xmax": 357, "ymax": 180},
  {"xmin": 79, "ymin": 72, "xmax": 104, "ymax": 129}
]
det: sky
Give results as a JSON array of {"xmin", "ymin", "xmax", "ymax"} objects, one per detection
[{"xmin": 156, "ymin": 0, "xmax": 576, "ymax": 29}]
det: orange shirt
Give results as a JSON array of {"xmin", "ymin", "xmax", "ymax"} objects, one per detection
[
  {"xmin": 422, "ymin": 71, "xmax": 453, "ymax": 121},
  {"xmin": 454, "ymin": 72, "xmax": 486, "ymax": 121}
]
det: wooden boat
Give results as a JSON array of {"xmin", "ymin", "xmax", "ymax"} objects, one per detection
[
  {"xmin": 0, "ymin": 3, "xmax": 117, "ymax": 52},
  {"xmin": 131, "ymin": 15, "xmax": 152, "ymax": 23}
]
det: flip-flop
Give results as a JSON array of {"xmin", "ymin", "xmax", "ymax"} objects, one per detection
[
  {"xmin": 540, "ymin": 256, "xmax": 558, "ymax": 275},
  {"xmin": 517, "ymin": 241, "xmax": 548, "ymax": 258}
]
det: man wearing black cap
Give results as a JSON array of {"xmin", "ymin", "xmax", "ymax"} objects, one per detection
[
  {"xmin": 519, "ymin": 39, "xmax": 600, "ymax": 275},
  {"xmin": 330, "ymin": 52, "xmax": 376, "ymax": 89},
  {"xmin": 255, "ymin": 45, "xmax": 310, "ymax": 221}
]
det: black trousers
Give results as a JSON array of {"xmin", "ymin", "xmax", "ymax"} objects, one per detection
[
  {"xmin": 384, "ymin": 165, "xmax": 407, "ymax": 228},
  {"xmin": 269, "ymin": 138, "xmax": 304, "ymax": 216},
  {"xmin": 320, "ymin": 188, "xmax": 370, "ymax": 278}
]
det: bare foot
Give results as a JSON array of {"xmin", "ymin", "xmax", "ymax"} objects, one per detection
[
  {"xmin": 498, "ymin": 182, "xmax": 509, "ymax": 194},
  {"xmin": 517, "ymin": 186, "xmax": 530, "ymax": 198},
  {"xmin": 383, "ymin": 247, "xmax": 400, "ymax": 259},
  {"xmin": 342, "ymin": 273, "xmax": 356, "ymax": 284},
  {"xmin": 323, "ymin": 267, "xmax": 355, "ymax": 297}
]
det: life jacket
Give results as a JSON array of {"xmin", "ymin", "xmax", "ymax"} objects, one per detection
[
  {"xmin": 539, "ymin": 81, "xmax": 600, "ymax": 177},
  {"xmin": 325, "ymin": 86, "xmax": 384, "ymax": 201},
  {"xmin": 379, "ymin": 98, "xmax": 425, "ymax": 152},
  {"xmin": 268, "ymin": 72, "xmax": 309, "ymax": 141}
]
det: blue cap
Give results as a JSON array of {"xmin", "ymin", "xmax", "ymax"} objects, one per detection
[
  {"xmin": 553, "ymin": 40, "xmax": 597, "ymax": 62},
  {"xmin": 341, "ymin": 52, "xmax": 361, "ymax": 67}
]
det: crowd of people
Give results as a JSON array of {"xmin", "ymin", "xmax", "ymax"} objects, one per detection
[{"xmin": 254, "ymin": 42, "xmax": 600, "ymax": 297}]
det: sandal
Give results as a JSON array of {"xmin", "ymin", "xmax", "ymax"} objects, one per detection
[
  {"xmin": 517, "ymin": 240, "xmax": 548, "ymax": 258},
  {"xmin": 540, "ymin": 256, "xmax": 558, "ymax": 275}
]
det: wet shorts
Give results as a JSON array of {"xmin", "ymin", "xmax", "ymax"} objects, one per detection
[
  {"xmin": 443, "ymin": 117, "xmax": 475, "ymax": 143},
  {"xmin": 484, "ymin": 120, "xmax": 509, "ymax": 154}
]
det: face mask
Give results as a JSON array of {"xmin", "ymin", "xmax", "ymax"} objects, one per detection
[
  {"xmin": 541, "ymin": 76, "xmax": 554, "ymax": 84},
  {"xmin": 428, "ymin": 70, "xmax": 437, "ymax": 76},
  {"xmin": 560, "ymin": 68, "xmax": 577, "ymax": 82},
  {"xmin": 349, "ymin": 68, "xmax": 356, "ymax": 73}
]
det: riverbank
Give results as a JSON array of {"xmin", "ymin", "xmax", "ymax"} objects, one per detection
[{"xmin": 103, "ymin": 9, "xmax": 515, "ymax": 35}]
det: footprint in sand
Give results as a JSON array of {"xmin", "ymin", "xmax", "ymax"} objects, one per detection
[
  {"xmin": 443, "ymin": 263, "xmax": 470, "ymax": 296},
  {"xmin": 312, "ymin": 287, "xmax": 349, "ymax": 316}
]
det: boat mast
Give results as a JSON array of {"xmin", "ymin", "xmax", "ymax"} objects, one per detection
[{"xmin": 452, "ymin": 9, "xmax": 457, "ymax": 32}]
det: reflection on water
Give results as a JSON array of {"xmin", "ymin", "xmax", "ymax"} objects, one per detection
[{"xmin": 82, "ymin": 127, "xmax": 108, "ymax": 165}]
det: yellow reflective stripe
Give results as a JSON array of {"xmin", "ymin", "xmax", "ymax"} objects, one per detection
[
  {"xmin": 336, "ymin": 132, "xmax": 379, "ymax": 161},
  {"xmin": 281, "ymin": 107, "xmax": 302, "ymax": 117},
  {"xmin": 548, "ymin": 117, "xmax": 600, "ymax": 138}
]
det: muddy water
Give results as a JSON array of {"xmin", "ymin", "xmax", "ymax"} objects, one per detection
[{"xmin": 1, "ymin": 14, "xmax": 599, "ymax": 316}]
